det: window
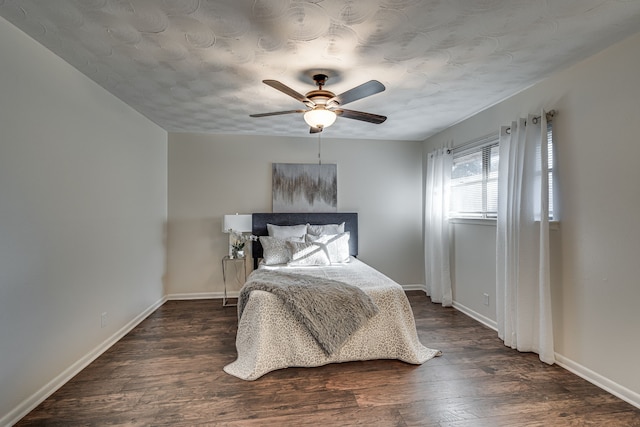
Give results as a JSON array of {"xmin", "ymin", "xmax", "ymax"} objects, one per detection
[
  {"xmin": 450, "ymin": 138, "xmax": 499, "ymax": 219},
  {"xmin": 545, "ymin": 123, "xmax": 555, "ymax": 219},
  {"xmin": 449, "ymin": 122, "xmax": 555, "ymax": 220},
  {"xmin": 533, "ymin": 123, "xmax": 556, "ymax": 220}
]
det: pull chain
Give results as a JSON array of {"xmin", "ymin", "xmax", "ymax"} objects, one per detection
[{"xmin": 318, "ymin": 132, "xmax": 322, "ymax": 165}]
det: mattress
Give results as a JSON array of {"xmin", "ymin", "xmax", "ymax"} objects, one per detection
[{"xmin": 223, "ymin": 258, "xmax": 441, "ymax": 380}]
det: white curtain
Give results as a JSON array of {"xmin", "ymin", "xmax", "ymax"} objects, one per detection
[
  {"xmin": 496, "ymin": 112, "xmax": 555, "ymax": 364},
  {"xmin": 425, "ymin": 148, "xmax": 453, "ymax": 306}
]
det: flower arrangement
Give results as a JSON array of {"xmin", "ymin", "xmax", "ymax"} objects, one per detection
[{"xmin": 229, "ymin": 230, "xmax": 257, "ymax": 258}]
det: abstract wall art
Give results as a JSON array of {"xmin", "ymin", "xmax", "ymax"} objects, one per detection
[{"xmin": 272, "ymin": 163, "xmax": 337, "ymax": 212}]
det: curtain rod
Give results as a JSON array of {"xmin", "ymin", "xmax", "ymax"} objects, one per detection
[
  {"xmin": 506, "ymin": 109, "xmax": 556, "ymax": 134},
  {"xmin": 448, "ymin": 132, "xmax": 498, "ymax": 154},
  {"xmin": 446, "ymin": 110, "xmax": 557, "ymax": 154},
  {"xmin": 530, "ymin": 109, "xmax": 556, "ymax": 125}
]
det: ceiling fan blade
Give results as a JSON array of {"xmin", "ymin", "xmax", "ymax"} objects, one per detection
[
  {"xmin": 336, "ymin": 109, "xmax": 387, "ymax": 124},
  {"xmin": 309, "ymin": 125, "xmax": 323, "ymax": 134},
  {"xmin": 250, "ymin": 109, "xmax": 306, "ymax": 118},
  {"xmin": 329, "ymin": 80, "xmax": 385, "ymax": 106},
  {"xmin": 263, "ymin": 80, "xmax": 313, "ymax": 105}
]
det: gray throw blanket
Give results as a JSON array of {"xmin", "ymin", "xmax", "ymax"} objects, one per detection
[{"xmin": 238, "ymin": 270, "xmax": 379, "ymax": 356}]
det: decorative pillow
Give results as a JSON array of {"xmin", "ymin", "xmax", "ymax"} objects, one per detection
[
  {"xmin": 305, "ymin": 232, "xmax": 351, "ymax": 264},
  {"xmin": 287, "ymin": 241, "xmax": 331, "ymax": 266},
  {"xmin": 267, "ymin": 223, "xmax": 307, "ymax": 239},
  {"xmin": 306, "ymin": 222, "xmax": 345, "ymax": 236},
  {"xmin": 259, "ymin": 236, "xmax": 293, "ymax": 265}
]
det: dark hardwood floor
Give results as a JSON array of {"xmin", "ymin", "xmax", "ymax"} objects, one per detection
[{"xmin": 16, "ymin": 292, "xmax": 640, "ymax": 426}]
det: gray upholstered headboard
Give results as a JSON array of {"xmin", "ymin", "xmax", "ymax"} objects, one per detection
[{"xmin": 251, "ymin": 212, "xmax": 358, "ymax": 269}]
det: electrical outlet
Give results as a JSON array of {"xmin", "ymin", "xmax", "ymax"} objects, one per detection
[
  {"xmin": 483, "ymin": 293, "xmax": 490, "ymax": 306},
  {"xmin": 101, "ymin": 312, "xmax": 108, "ymax": 328}
]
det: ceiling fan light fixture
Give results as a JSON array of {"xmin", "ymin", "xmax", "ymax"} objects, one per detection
[
  {"xmin": 251, "ymin": 77, "xmax": 386, "ymax": 129},
  {"xmin": 304, "ymin": 107, "xmax": 337, "ymax": 129}
]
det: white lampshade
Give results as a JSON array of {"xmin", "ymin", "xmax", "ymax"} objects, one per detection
[
  {"xmin": 223, "ymin": 214, "xmax": 252, "ymax": 233},
  {"xmin": 304, "ymin": 107, "xmax": 337, "ymax": 129}
]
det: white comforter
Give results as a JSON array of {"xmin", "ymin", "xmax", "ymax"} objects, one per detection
[{"xmin": 223, "ymin": 258, "xmax": 441, "ymax": 380}]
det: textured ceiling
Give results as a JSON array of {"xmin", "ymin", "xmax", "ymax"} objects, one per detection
[{"xmin": 2, "ymin": 0, "xmax": 640, "ymax": 141}]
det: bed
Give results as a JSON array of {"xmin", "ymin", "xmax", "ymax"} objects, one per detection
[{"xmin": 223, "ymin": 212, "xmax": 441, "ymax": 381}]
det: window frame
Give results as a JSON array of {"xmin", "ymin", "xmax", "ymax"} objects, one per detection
[
  {"xmin": 449, "ymin": 134, "xmax": 499, "ymax": 220},
  {"xmin": 448, "ymin": 121, "xmax": 557, "ymax": 223}
]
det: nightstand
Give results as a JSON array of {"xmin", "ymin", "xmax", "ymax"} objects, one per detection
[{"xmin": 222, "ymin": 256, "xmax": 246, "ymax": 307}]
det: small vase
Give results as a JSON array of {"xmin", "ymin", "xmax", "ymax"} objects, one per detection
[{"xmin": 236, "ymin": 250, "xmax": 245, "ymax": 259}]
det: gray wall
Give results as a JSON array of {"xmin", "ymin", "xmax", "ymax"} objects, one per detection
[
  {"xmin": 0, "ymin": 16, "xmax": 168, "ymax": 424},
  {"xmin": 424, "ymin": 31, "xmax": 640, "ymax": 405},
  {"xmin": 167, "ymin": 132, "xmax": 425, "ymax": 296}
]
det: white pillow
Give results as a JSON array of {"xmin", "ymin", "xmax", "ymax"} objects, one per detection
[
  {"xmin": 267, "ymin": 223, "xmax": 307, "ymax": 239},
  {"xmin": 287, "ymin": 241, "xmax": 331, "ymax": 266},
  {"xmin": 259, "ymin": 236, "xmax": 293, "ymax": 265},
  {"xmin": 305, "ymin": 232, "xmax": 351, "ymax": 264},
  {"xmin": 306, "ymin": 222, "xmax": 345, "ymax": 236}
]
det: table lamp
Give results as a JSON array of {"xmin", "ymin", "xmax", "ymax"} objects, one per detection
[{"xmin": 222, "ymin": 214, "xmax": 252, "ymax": 257}]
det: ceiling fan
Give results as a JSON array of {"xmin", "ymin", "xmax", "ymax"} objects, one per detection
[{"xmin": 250, "ymin": 74, "xmax": 387, "ymax": 133}]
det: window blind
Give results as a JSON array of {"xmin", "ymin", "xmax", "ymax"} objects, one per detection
[{"xmin": 450, "ymin": 140, "xmax": 499, "ymax": 218}]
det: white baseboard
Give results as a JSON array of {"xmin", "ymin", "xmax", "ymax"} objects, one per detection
[
  {"xmin": 401, "ymin": 284, "xmax": 427, "ymax": 292},
  {"xmin": 1, "ymin": 296, "xmax": 167, "ymax": 427},
  {"xmin": 166, "ymin": 292, "xmax": 218, "ymax": 300},
  {"xmin": 166, "ymin": 291, "xmax": 235, "ymax": 300},
  {"xmin": 451, "ymin": 301, "xmax": 498, "ymax": 331},
  {"xmin": 177, "ymin": 285, "xmax": 428, "ymax": 299},
  {"xmin": 554, "ymin": 354, "xmax": 640, "ymax": 410}
]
